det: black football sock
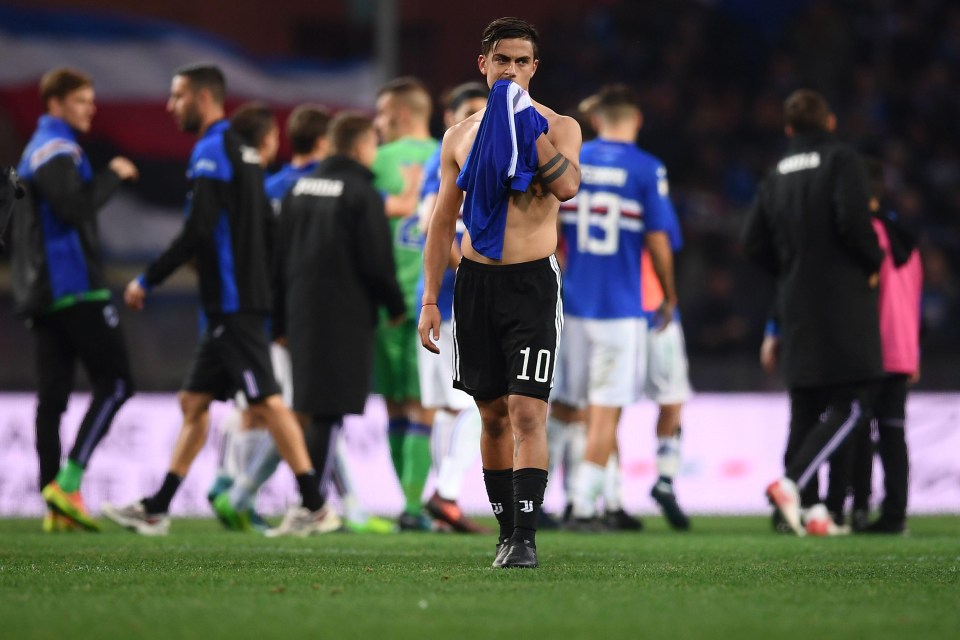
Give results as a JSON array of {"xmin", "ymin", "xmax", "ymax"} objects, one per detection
[
  {"xmin": 305, "ymin": 415, "xmax": 341, "ymax": 491},
  {"xmin": 142, "ymin": 472, "xmax": 182, "ymax": 514},
  {"xmin": 296, "ymin": 471, "xmax": 324, "ymax": 512},
  {"xmin": 483, "ymin": 468, "xmax": 514, "ymax": 543},
  {"xmin": 511, "ymin": 468, "xmax": 548, "ymax": 547}
]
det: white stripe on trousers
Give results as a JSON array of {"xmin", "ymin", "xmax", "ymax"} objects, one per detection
[
  {"xmin": 797, "ymin": 399, "xmax": 862, "ymax": 489},
  {"xmin": 76, "ymin": 379, "xmax": 127, "ymax": 464}
]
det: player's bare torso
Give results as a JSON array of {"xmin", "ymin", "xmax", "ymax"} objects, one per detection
[{"xmin": 448, "ymin": 102, "xmax": 577, "ymax": 265}]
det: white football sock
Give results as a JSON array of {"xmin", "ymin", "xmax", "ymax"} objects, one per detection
[
  {"xmin": 546, "ymin": 414, "xmax": 569, "ymax": 479},
  {"xmin": 435, "ymin": 407, "xmax": 482, "ymax": 501},
  {"xmin": 333, "ymin": 436, "xmax": 368, "ymax": 523},
  {"xmin": 656, "ymin": 433, "xmax": 682, "ymax": 480},
  {"xmin": 230, "ymin": 439, "xmax": 281, "ymax": 511},
  {"xmin": 565, "ymin": 421, "xmax": 587, "ymax": 498},
  {"xmin": 216, "ymin": 408, "xmax": 243, "ymax": 477},
  {"xmin": 604, "ymin": 453, "xmax": 623, "ymax": 512},
  {"xmin": 571, "ymin": 461, "xmax": 605, "ymax": 519}
]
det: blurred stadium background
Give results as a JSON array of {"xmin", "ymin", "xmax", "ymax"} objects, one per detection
[
  {"xmin": 1, "ymin": 0, "xmax": 958, "ymax": 392},
  {"xmin": 0, "ymin": 1, "xmax": 957, "ymax": 515}
]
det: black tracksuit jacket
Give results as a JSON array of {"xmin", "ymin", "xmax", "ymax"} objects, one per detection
[{"xmin": 742, "ymin": 130, "xmax": 884, "ymax": 389}]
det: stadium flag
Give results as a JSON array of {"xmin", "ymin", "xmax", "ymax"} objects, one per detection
[{"xmin": 0, "ymin": 5, "xmax": 379, "ymax": 160}]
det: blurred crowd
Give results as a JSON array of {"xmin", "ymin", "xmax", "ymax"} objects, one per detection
[{"xmin": 536, "ymin": 0, "xmax": 960, "ymax": 377}]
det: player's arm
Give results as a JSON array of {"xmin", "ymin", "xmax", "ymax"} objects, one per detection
[
  {"xmin": 33, "ymin": 155, "xmax": 124, "ymax": 225},
  {"xmin": 645, "ymin": 230, "xmax": 677, "ymax": 330},
  {"xmin": 418, "ymin": 190, "xmax": 460, "ymax": 270},
  {"xmin": 535, "ymin": 116, "xmax": 582, "ymax": 202},
  {"xmin": 384, "ymin": 164, "xmax": 424, "ymax": 218},
  {"xmin": 125, "ymin": 178, "xmax": 224, "ymax": 309},
  {"xmin": 418, "ymin": 132, "xmax": 463, "ymax": 353},
  {"xmin": 760, "ymin": 312, "xmax": 780, "ymax": 374}
]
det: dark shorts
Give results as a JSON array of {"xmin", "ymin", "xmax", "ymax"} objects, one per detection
[
  {"xmin": 33, "ymin": 299, "xmax": 133, "ymax": 404},
  {"xmin": 452, "ymin": 255, "xmax": 563, "ymax": 402},
  {"xmin": 183, "ymin": 313, "xmax": 279, "ymax": 403}
]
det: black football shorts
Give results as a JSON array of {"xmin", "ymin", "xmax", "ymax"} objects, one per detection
[
  {"xmin": 183, "ymin": 312, "xmax": 279, "ymax": 403},
  {"xmin": 452, "ymin": 255, "xmax": 563, "ymax": 402}
]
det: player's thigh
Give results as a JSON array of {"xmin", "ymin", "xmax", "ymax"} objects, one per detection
[
  {"xmin": 419, "ymin": 321, "xmax": 473, "ymax": 411},
  {"xmin": 182, "ymin": 332, "xmax": 233, "ymax": 400},
  {"xmin": 215, "ymin": 315, "xmax": 281, "ymax": 404},
  {"xmin": 502, "ymin": 275, "xmax": 562, "ymax": 401},
  {"xmin": 584, "ymin": 317, "xmax": 643, "ymax": 407},
  {"xmin": 32, "ymin": 312, "xmax": 78, "ymax": 405},
  {"xmin": 71, "ymin": 301, "xmax": 133, "ymax": 388},
  {"xmin": 551, "ymin": 316, "xmax": 589, "ymax": 408},
  {"xmin": 270, "ymin": 342, "xmax": 294, "ymax": 406},
  {"xmin": 373, "ymin": 322, "xmax": 408, "ymax": 400},
  {"xmin": 399, "ymin": 319, "xmax": 421, "ymax": 401},
  {"xmin": 645, "ymin": 321, "xmax": 692, "ymax": 405}
]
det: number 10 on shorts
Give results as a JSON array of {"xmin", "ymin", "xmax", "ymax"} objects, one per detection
[{"xmin": 517, "ymin": 347, "xmax": 551, "ymax": 383}]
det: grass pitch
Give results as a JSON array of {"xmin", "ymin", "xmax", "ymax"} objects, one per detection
[{"xmin": 1, "ymin": 516, "xmax": 957, "ymax": 639}]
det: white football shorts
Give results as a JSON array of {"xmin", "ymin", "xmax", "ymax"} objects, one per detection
[
  {"xmin": 418, "ymin": 320, "xmax": 474, "ymax": 411},
  {"xmin": 552, "ymin": 316, "xmax": 647, "ymax": 408},
  {"xmin": 644, "ymin": 320, "xmax": 692, "ymax": 405}
]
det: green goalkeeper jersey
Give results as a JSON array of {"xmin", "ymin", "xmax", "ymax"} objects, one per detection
[{"xmin": 372, "ymin": 136, "xmax": 439, "ymax": 313}]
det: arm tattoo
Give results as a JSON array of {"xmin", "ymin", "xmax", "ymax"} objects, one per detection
[
  {"xmin": 538, "ymin": 152, "xmax": 564, "ymax": 175},
  {"xmin": 540, "ymin": 158, "xmax": 570, "ymax": 186}
]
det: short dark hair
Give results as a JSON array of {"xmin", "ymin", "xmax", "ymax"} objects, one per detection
[
  {"xmin": 229, "ymin": 102, "xmax": 276, "ymax": 147},
  {"xmin": 40, "ymin": 68, "xmax": 92, "ymax": 108},
  {"xmin": 443, "ymin": 82, "xmax": 488, "ymax": 114},
  {"xmin": 173, "ymin": 64, "xmax": 226, "ymax": 105},
  {"xmin": 286, "ymin": 104, "xmax": 332, "ymax": 155},
  {"xmin": 377, "ymin": 76, "xmax": 432, "ymax": 119},
  {"xmin": 328, "ymin": 111, "xmax": 374, "ymax": 156},
  {"xmin": 594, "ymin": 83, "xmax": 640, "ymax": 121},
  {"xmin": 863, "ymin": 156, "xmax": 885, "ymax": 200},
  {"xmin": 481, "ymin": 17, "xmax": 540, "ymax": 60},
  {"xmin": 784, "ymin": 89, "xmax": 831, "ymax": 133}
]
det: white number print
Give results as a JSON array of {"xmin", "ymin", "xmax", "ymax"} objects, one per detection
[
  {"xmin": 576, "ymin": 191, "xmax": 622, "ymax": 256},
  {"xmin": 517, "ymin": 347, "xmax": 552, "ymax": 383}
]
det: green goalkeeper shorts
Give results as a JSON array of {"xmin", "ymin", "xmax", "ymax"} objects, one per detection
[{"xmin": 373, "ymin": 318, "xmax": 421, "ymax": 402}]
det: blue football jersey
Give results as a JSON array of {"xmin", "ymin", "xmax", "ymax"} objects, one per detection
[
  {"xmin": 559, "ymin": 138, "xmax": 674, "ymax": 319},
  {"xmin": 265, "ymin": 161, "xmax": 320, "ymax": 216}
]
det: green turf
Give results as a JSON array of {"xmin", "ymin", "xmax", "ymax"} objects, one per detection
[{"xmin": 1, "ymin": 516, "xmax": 957, "ymax": 639}]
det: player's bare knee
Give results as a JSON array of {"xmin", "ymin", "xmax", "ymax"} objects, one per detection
[
  {"xmin": 508, "ymin": 397, "xmax": 546, "ymax": 439},
  {"xmin": 477, "ymin": 398, "xmax": 510, "ymax": 439},
  {"xmin": 247, "ymin": 394, "xmax": 285, "ymax": 424}
]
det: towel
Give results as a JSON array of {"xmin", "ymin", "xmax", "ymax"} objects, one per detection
[{"xmin": 456, "ymin": 79, "xmax": 548, "ymax": 260}]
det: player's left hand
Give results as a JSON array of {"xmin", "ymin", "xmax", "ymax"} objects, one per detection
[
  {"xmin": 653, "ymin": 299, "xmax": 676, "ymax": 332},
  {"xmin": 418, "ymin": 304, "xmax": 442, "ymax": 354},
  {"xmin": 124, "ymin": 279, "xmax": 147, "ymax": 310},
  {"xmin": 760, "ymin": 335, "xmax": 780, "ymax": 374}
]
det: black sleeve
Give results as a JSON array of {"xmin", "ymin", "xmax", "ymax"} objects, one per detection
[
  {"xmin": 143, "ymin": 177, "xmax": 224, "ymax": 287},
  {"xmin": 353, "ymin": 184, "xmax": 405, "ymax": 318},
  {"xmin": 0, "ymin": 167, "xmax": 20, "ymax": 246},
  {"xmin": 741, "ymin": 180, "xmax": 778, "ymax": 275},
  {"xmin": 33, "ymin": 155, "xmax": 121, "ymax": 226},
  {"xmin": 270, "ymin": 196, "xmax": 290, "ymax": 340},
  {"xmin": 833, "ymin": 150, "xmax": 883, "ymax": 273}
]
